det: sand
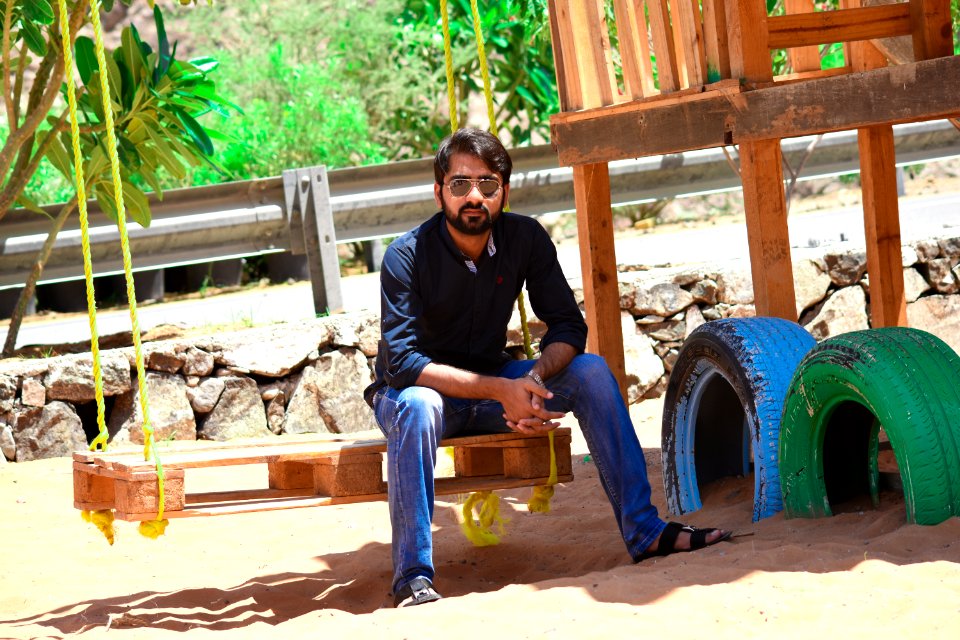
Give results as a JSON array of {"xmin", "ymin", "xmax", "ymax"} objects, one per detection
[{"xmin": 1, "ymin": 397, "xmax": 959, "ymax": 639}]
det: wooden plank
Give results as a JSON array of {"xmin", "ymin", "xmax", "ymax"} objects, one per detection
[
  {"xmin": 770, "ymin": 65, "xmax": 852, "ymax": 84},
  {"xmin": 671, "ymin": 0, "xmax": 708, "ymax": 86},
  {"xmin": 702, "ymin": 0, "xmax": 731, "ymax": 81},
  {"xmin": 548, "ymin": 0, "xmax": 579, "ymax": 111},
  {"xmin": 908, "ymin": 0, "xmax": 954, "ymax": 60},
  {"xmin": 550, "ymin": 55, "xmax": 960, "ymax": 165},
  {"xmin": 784, "ymin": 0, "xmax": 822, "ymax": 72},
  {"xmin": 612, "ymin": 0, "xmax": 657, "ymax": 98},
  {"xmin": 767, "ymin": 4, "xmax": 912, "ymax": 49},
  {"xmin": 739, "ymin": 140, "xmax": 798, "ymax": 321},
  {"xmin": 114, "ymin": 474, "xmax": 576, "ymax": 521},
  {"xmin": 725, "ymin": 0, "xmax": 772, "ymax": 81},
  {"xmin": 859, "ymin": 124, "xmax": 907, "ymax": 327},
  {"xmin": 573, "ymin": 163, "xmax": 628, "ymax": 400},
  {"xmin": 570, "ymin": 0, "xmax": 617, "ymax": 107},
  {"xmin": 646, "ymin": 0, "xmax": 681, "ymax": 92}
]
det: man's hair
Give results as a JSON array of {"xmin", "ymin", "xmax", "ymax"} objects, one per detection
[{"xmin": 433, "ymin": 128, "xmax": 513, "ymax": 186}]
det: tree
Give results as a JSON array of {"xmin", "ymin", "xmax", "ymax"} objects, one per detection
[{"xmin": 1, "ymin": 0, "xmax": 234, "ymax": 356}]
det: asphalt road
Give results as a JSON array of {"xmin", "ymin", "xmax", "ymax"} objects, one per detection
[{"xmin": 4, "ymin": 191, "xmax": 960, "ymax": 350}]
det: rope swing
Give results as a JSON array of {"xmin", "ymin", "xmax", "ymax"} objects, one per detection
[
  {"xmin": 439, "ymin": 0, "xmax": 559, "ymax": 546},
  {"xmin": 57, "ymin": 0, "xmax": 167, "ymax": 543}
]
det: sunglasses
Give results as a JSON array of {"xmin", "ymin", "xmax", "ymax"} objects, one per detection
[{"xmin": 446, "ymin": 178, "xmax": 501, "ymax": 198}]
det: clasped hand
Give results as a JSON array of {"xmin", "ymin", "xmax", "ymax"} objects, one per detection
[{"xmin": 501, "ymin": 377, "xmax": 565, "ymax": 434}]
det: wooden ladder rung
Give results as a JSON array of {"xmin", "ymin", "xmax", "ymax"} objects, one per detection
[{"xmin": 73, "ymin": 429, "xmax": 574, "ymax": 521}]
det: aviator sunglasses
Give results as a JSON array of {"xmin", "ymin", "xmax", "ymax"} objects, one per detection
[{"xmin": 446, "ymin": 178, "xmax": 501, "ymax": 198}]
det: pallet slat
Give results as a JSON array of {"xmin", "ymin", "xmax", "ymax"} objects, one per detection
[{"xmin": 74, "ymin": 429, "xmax": 574, "ymax": 521}]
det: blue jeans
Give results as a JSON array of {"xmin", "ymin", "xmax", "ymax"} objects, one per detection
[{"xmin": 371, "ymin": 354, "xmax": 666, "ymax": 593}]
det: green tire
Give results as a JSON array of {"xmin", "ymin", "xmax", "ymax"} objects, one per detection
[{"xmin": 779, "ymin": 327, "xmax": 960, "ymax": 525}]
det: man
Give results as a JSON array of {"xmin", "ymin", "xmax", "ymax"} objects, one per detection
[{"xmin": 365, "ymin": 128, "xmax": 731, "ymax": 608}]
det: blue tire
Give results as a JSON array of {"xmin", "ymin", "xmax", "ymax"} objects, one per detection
[{"xmin": 661, "ymin": 317, "xmax": 816, "ymax": 521}]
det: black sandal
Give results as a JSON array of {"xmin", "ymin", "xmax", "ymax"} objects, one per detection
[
  {"xmin": 636, "ymin": 521, "xmax": 734, "ymax": 562},
  {"xmin": 393, "ymin": 576, "xmax": 443, "ymax": 607}
]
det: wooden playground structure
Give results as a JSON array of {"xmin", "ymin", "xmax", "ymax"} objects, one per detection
[{"xmin": 546, "ymin": 0, "xmax": 959, "ymax": 388}]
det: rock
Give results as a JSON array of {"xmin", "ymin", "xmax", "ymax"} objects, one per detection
[
  {"xmin": 186, "ymin": 377, "xmax": 225, "ymax": 414},
  {"xmin": 203, "ymin": 320, "xmax": 334, "ymax": 378},
  {"xmin": 701, "ymin": 306, "xmax": 722, "ymax": 320},
  {"xmin": 824, "ymin": 250, "xmax": 867, "ymax": 287},
  {"xmin": 283, "ymin": 348, "xmax": 377, "ymax": 434},
  {"xmin": 145, "ymin": 342, "xmax": 185, "ymax": 374},
  {"xmin": 923, "ymin": 258, "xmax": 959, "ymax": 294},
  {"xmin": 506, "ymin": 305, "xmax": 547, "ymax": 349},
  {"xmin": 182, "ymin": 347, "xmax": 214, "ymax": 377},
  {"xmin": 688, "ymin": 278, "xmax": 719, "ymax": 305},
  {"xmin": 357, "ymin": 314, "xmax": 381, "ymax": 357},
  {"xmin": 261, "ymin": 387, "xmax": 281, "ymax": 402},
  {"xmin": 715, "ymin": 268, "xmax": 754, "ymax": 305},
  {"xmin": 903, "ymin": 267, "xmax": 930, "ymax": 303},
  {"xmin": 621, "ymin": 312, "xmax": 665, "ymax": 404},
  {"xmin": 0, "ymin": 375, "xmax": 16, "ymax": 413},
  {"xmin": 266, "ymin": 392, "xmax": 286, "ymax": 435},
  {"xmin": 901, "ymin": 244, "xmax": 918, "ymax": 267},
  {"xmin": 14, "ymin": 401, "xmax": 87, "ymax": 461},
  {"xmin": 671, "ymin": 270, "xmax": 705, "ymax": 287},
  {"xmin": 683, "ymin": 305, "xmax": 706, "ymax": 339},
  {"xmin": 725, "ymin": 304, "xmax": 756, "ymax": 318},
  {"xmin": 20, "ymin": 378, "xmax": 45, "ymax": 407},
  {"xmin": 938, "ymin": 236, "xmax": 960, "ymax": 260},
  {"xmin": 1, "ymin": 424, "xmax": 15, "ymax": 460},
  {"xmin": 803, "ymin": 286, "xmax": 869, "ymax": 341},
  {"xmin": 793, "ymin": 257, "xmax": 831, "ymax": 315},
  {"xmin": 44, "ymin": 351, "xmax": 131, "ymax": 402},
  {"xmin": 907, "ymin": 295, "xmax": 960, "ymax": 355},
  {"xmin": 108, "ymin": 372, "xmax": 196, "ymax": 445},
  {"xmin": 913, "ymin": 239, "xmax": 940, "ymax": 261},
  {"xmin": 0, "ymin": 359, "xmax": 48, "ymax": 379},
  {"xmin": 630, "ymin": 283, "xmax": 694, "ymax": 317},
  {"xmin": 199, "ymin": 376, "xmax": 270, "ymax": 440},
  {"xmin": 662, "ymin": 348, "xmax": 680, "ymax": 373},
  {"xmin": 639, "ymin": 318, "xmax": 685, "ymax": 342}
]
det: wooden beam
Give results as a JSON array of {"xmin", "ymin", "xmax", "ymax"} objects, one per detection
[
  {"xmin": 784, "ymin": 0, "xmax": 822, "ymax": 72},
  {"xmin": 548, "ymin": 0, "xmax": 580, "ymax": 111},
  {"xmin": 702, "ymin": 0, "xmax": 731, "ymax": 81},
  {"xmin": 646, "ymin": 0, "xmax": 681, "ymax": 92},
  {"xmin": 909, "ymin": 0, "xmax": 954, "ymax": 60},
  {"xmin": 725, "ymin": 0, "xmax": 772, "ymax": 81},
  {"xmin": 859, "ymin": 125, "xmax": 907, "ymax": 328},
  {"xmin": 739, "ymin": 140, "xmax": 798, "ymax": 321},
  {"xmin": 767, "ymin": 4, "xmax": 912, "ymax": 50},
  {"xmin": 569, "ymin": 0, "xmax": 617, "ymax": 107},
  {"xmin": 573, "ymin": 163, "xmax": 628, "ymax": 399},
  {"xmin": 672, "ymin": 0, "xmax": 709, "ymax": 87},
  {"xmin": 612, "ymin": 0, "xmax": 657, "ymax": 98},
  {"xmin": 550, "ymin": 55, "xmax": 960, "ymax": 165}
]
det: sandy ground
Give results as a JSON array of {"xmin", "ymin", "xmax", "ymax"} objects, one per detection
[{"xmin": 1, "ymin": 397, "xmax": 958, "ymax": 639}]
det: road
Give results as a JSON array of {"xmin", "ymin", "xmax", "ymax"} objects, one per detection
[{"xmin": 3, "ymin": 191, "xmax": 960, "ymax": 350}]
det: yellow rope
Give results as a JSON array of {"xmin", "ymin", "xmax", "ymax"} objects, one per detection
[
  {"xmin": 527, "ymin": 430, "xmax": 558, "ymax": 513},
  {"xmin": 440, "ymin": 0, "xmax": 458, "ymax": 131},
  {"xmin": 57, "ymin": 0, "xmax": 107, "ymax": 454},
  {"xmin": 468, "ymin": 0, "xmax": 497, "ymax": 138},
  {"xmin": 61, "ymin": 0, "xmax": 166, "ymax": 537},
  {"xmin": 460, "ymin": 490, "xmax": 508, "ymax": 546}
]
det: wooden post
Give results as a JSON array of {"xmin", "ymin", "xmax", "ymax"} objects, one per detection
[
  {"xmin": 784, "ymin": 0, "xmax": 822, "ymax": 73},
  {"xmin": 908, "ymin": 0, "xmax": 954, "ymax": 60},
  {"xmin": 739, "ymin": 139, "xmax": 798, "ymax": 321},
  {"xmin": 851, "ymin": 15, "xmax": 906, "ymax": 328},
  {"xmin": 573, "ymin": 163, "xmax": 628, "ymax": 398}
]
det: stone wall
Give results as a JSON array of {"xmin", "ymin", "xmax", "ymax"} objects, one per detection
[{"xmin": 2, "ymin": 235, "xmax": 959, "ymax": 463}]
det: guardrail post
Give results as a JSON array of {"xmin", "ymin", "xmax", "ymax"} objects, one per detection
[{"xmin": 284, "ymin": 166, "xmax": 343, "ymax": 315}]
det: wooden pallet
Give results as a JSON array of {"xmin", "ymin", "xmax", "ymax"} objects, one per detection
[{"xmin": 73, "ymin": 428, "xmax": 573, "ymax": 521}]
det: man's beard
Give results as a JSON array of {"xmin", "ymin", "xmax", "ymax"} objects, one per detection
[{"xmin": 441, "ymin": 193, "xmax": 503, "ymax": 236}]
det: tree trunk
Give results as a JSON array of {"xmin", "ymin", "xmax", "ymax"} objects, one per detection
[{"xmin": 2, "ymin": 196, "xmax": 78, "ymax": 357}]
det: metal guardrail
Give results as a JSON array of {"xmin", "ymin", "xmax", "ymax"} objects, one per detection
[{"xmin": 2, "ymin": 119, "xmax": 959, "ymax": 311}]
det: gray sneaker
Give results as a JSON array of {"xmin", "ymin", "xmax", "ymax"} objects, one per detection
[{"xmin": 393, "ymin": 577, "xmax": 442, "ymax": 607}]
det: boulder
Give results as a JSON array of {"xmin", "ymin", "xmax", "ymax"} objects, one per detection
[
  {"xmin": 44, "ymin": 351, "xmax": 131, "ymax": 402},
  {"xmin": 803, "ymin": 286, "xmax": 869, "ymax": 341},
  {"xmin": 283, "ymin": 348, "xmax": 377, "ymax": 434},
  {"xmin": 109, "ymin": 372, "xmax": 196, "ymax": 445},
  {"xmin": 793, "ymin": 257, "xmax": 831, "ymax": 315},
  {"xmin": 199, "ymin": 376, "xmax": 271, "ymax": 441},
  {"xmin": 20, "ymin": 378, "xmax": 45, "ymax": 408},
  {"xmin": 186, "ymin": 377, "xmax": 225, "ymax": 414},
  {"xmin": 715, "ymin": 268, "xmax": 754, "ymax": 305},
  {"xmin": 923, "ymin": 258, "xmax": 958, "ymax": 294},
  {"xmin": 630, "ymin": 282, "xmax": 694, "ymax": 317},
  {"xmin": 1, "ymin": 424, "xmax": 15, "ymax": 461},
  {"xmin": 621, "ymin": 312, "xmax": 665, "ymax": 404},
  {"xmin": 145, "ymin": 342, "xmax": 185, "ymax": 374},
  {"xmin": 14, "ymin": 401, "xmax": 87, "ymax": 461},
  {"xmin": 907, "ymin": 295, "xmax": 960, "ymax": 355},
  {"xmin": 903, "ymin": 267, "xmax": 930, "ymax": 303},
  {"xmin": 823, "ymin": 250, "xmax": 867, "ymax": 287},
  {"xmin": 0, "ymin": 375, "xmax": 16, "ymax": 413},
  {"xmin": 182, "ymin": 346, "xmax": 215, "ymax": 377}
]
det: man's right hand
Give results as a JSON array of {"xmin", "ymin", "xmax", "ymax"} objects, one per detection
[{"xmin": 500, "ymin": 377, "xmax": 565, "ymax": 434}]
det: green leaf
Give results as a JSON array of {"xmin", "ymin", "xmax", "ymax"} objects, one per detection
[
  {"xmin": 122, "ymin": 181, "xmax": 151, "ymax": 227},
  {"xmin": 19, "ymin": 19, "xmax": 47, "ymax": 57},
  {"xmin": 122, "ymin": 26, "xmax": 146, "ymax": 83},
  {"xmin": 23, "ymin": 0, "xmax": 54, "ymax": 25},
  {"xmin": 15, "ymin": 192, "xmax": 48, "ymax": 215},
  {"xmin": 174, "ymin": 108, "xmax": 214, "ymax": 155},
  {"xmin": 188, "ymin": 56, "xmax": 219, "ymax": 73},
  {"xmin": 515, "ymin": 84, "xmax": 535, "ymax": 103},
  {"xmin": 75, "ymin": 37, "xmax": 97, "ymax": 86},
  {"xmin": 45, "ymin": 132, "xmax": 74, "ymax": 179},
  {"xmin": 144, "ymin": 123, "xmax": 186, "ymax": 179},
  {"xmin": 94, "ymin": 182, "xmax": 118, "ymax": 222}
]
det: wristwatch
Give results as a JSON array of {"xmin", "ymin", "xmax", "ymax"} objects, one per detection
[{"xmin": 525, "ymin": 370, "xmax": 545, "ymax": 387}]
